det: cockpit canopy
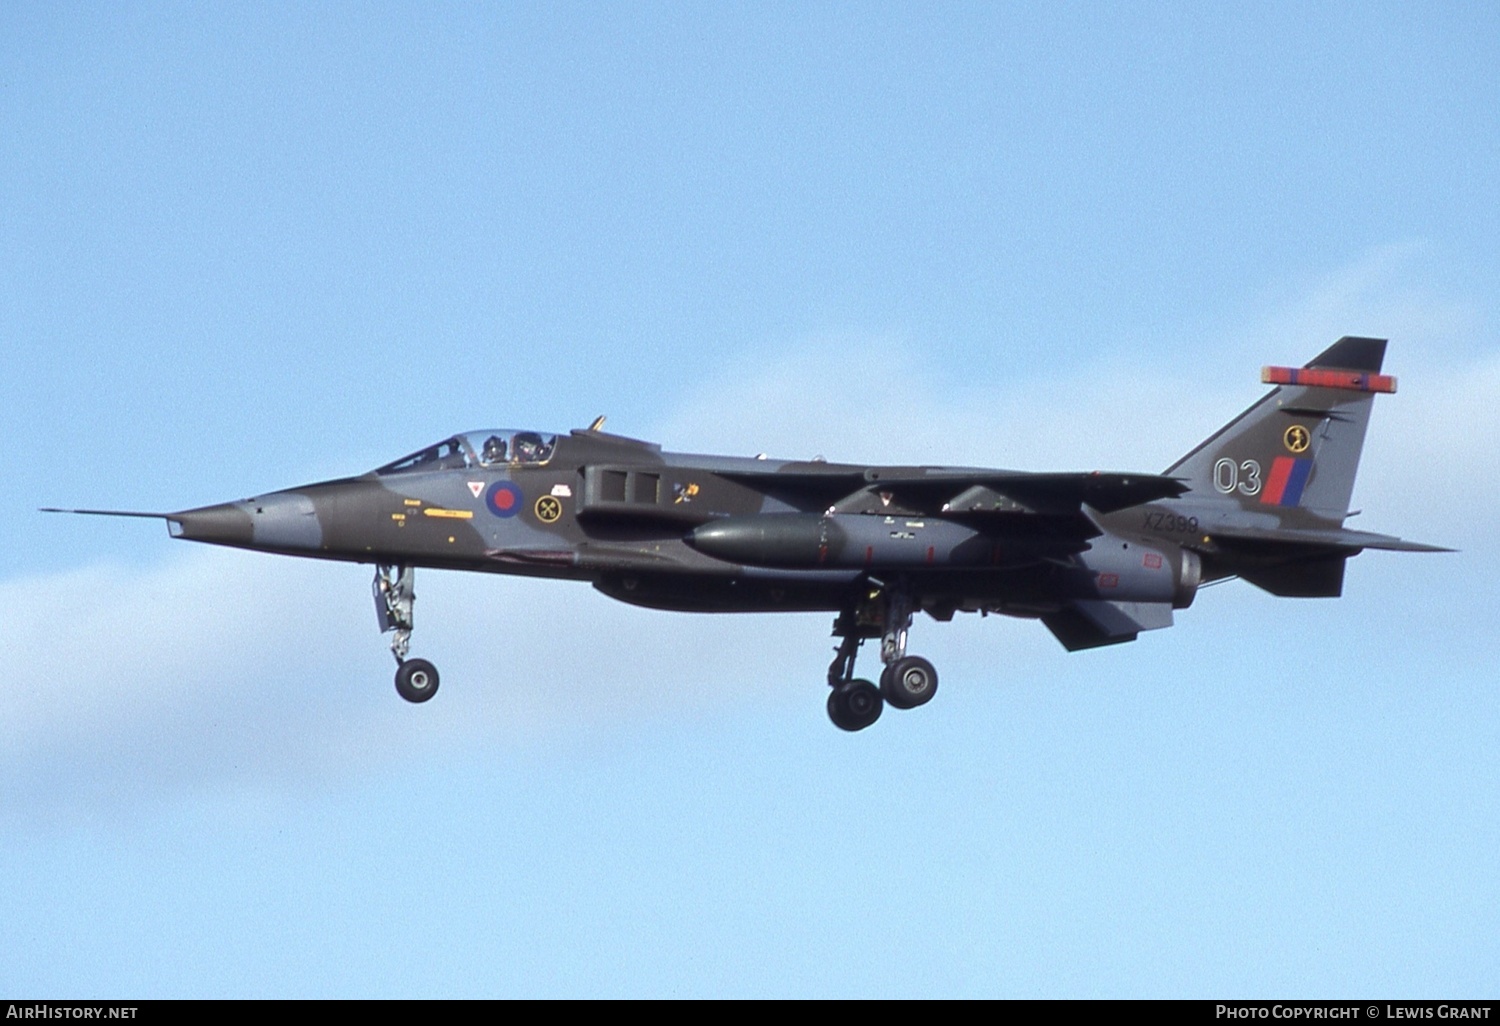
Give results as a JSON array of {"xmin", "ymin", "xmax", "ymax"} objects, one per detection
[{"xmin": 375, "ymin": 430, "xmax": 558, "ymax": 475}]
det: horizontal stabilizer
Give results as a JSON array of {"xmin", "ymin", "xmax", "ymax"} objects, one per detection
[{"xmin": 1206, "ymin": 524, "xmax": 1454, "ymax": 554}]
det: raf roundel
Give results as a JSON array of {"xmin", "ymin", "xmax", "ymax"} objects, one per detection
[{"xmin": 485, "ymin": 481, "xmax": 524, "ymax": 518}]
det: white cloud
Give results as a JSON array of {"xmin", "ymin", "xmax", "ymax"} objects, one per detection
[
  {"xmin": 649, "ymin": 244, "xmax": 1493, "ymax": 526},
  {"xmin": 650, "ymin": 332, "xmax": 1222, "ymax": 475},
  {"xmin": 0, "ymin": 546, "xmax": 841, "ymax": 814},
  {"xmin": 1251, "ymin": 242, "xmax": 1482, "ymax": 358}
]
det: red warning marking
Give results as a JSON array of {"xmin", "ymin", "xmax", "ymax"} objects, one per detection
[
  {"xmin": 926, "ymin": 546, "xmax": 935, "ymax": 564},
  {"xmin": 1143, "ymin": 553, "xmax": 1163, "ymax": 569},
  {"xmin": 1099, "ymin": 573, "xmax": 1119, "ymax": 588}
]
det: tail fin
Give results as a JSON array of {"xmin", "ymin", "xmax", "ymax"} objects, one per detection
[{"xmin": 1165, "ymin": 336, "xmax": 1392, "ymax": 525}]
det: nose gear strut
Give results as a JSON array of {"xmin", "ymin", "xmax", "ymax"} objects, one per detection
[{"xmin": 374, "ymin": 564, "xmax": 440, "ymax": 703}]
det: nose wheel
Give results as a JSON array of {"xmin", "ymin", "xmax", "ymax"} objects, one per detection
[
  {"xmin": 395, "ymin": 657, "xmax": 440, "ymax": 703},
  {"xmin": 375, "ymin": 564, "xmax": 441, "ymax": 703}
]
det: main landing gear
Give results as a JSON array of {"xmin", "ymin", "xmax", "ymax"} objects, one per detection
[
  {"xmin": 375, "ymin": 564, "xmax": 440, "ymax": 703},
  {"xmin": 825, "ymin": 581, "xmax": 939, "ymax": 732}
]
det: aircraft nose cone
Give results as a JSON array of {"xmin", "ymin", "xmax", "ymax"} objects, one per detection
[
  {"xmin": 169, "ymin": 492, "xmax": 323, "ymax": 551},
  {"xmin": 168, "ymin": 502, "xmax": 255, "ymax": 546}
]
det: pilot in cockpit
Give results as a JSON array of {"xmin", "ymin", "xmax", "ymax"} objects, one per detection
[
  {"xmin": 513, "ymin": 431, "xmax": 546, "ymax": 463},
  {"xmin": 481, "ymin": 435, "xmax": 507, "ymax": 465}
]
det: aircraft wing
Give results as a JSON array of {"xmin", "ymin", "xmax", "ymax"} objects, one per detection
[
  {"xmin": 714, "ymin": 468, "xmax": 872, "ymax": 509},
  {"xmin": 717, "ymin": 468, "xmax": 1186, "ymax": 518},
  {"xmin": 894, "ymin": 471, "xmax": 1188, "ymax": 516}
]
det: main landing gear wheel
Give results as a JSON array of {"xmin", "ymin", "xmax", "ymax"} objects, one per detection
[
  {"xmin": 827, "ymin": 679, "xmax": 883, "ymax": 732},
  {"xmin": 823, "ymin": 580, "xmax": 943, "ymax": 730},
  {"xmin": 881, "ymin": 655, "xmax": 938, "ymax": 710},
  {"xmin": 395, "ymin": 658, "xmax": 440, "ymax": 703}
]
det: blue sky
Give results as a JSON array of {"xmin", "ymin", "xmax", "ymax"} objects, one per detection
[{"xmin": 2, "ymin": 2, "xmax": 1497, "ymax": 997}]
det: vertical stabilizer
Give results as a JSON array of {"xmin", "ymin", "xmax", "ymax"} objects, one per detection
[{"xmin": 1165, "ymin": 337, "xmax": 1390, "ymax": 525}]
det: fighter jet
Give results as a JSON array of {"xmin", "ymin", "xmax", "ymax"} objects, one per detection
[{"xmin": 46, "ymin": 337, "xmax": 1447, "ymax": 730}]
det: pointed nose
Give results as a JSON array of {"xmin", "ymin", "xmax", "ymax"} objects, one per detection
[
  {"xmin": 168, "ymin": 489, "xmax": 328, "ymax": 553},
  {"xmin": 169, "ymin": 492, "xmax": 323, "ymax": 551},
  {"xmin": 168, "ymin": 502, "xmax": 255, "ymax": 546}
]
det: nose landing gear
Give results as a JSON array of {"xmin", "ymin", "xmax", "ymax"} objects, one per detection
[
  {"xmin": 395, "ymin": 657, "xmax": 440, "ymax": 703},
  {"xmin": 825, "ymin": 580, "xmax": 939, "ymax": 731},
  {"xmin": 375, "ymin": 564, "xmax": 440, "ymax": 703}
]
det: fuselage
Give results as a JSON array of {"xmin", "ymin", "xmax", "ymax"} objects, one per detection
[{"xmin": 166, "ymin": 426, "xmax": 1201, "ymax": 620}]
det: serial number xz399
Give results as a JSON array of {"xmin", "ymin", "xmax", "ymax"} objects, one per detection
[{"xmin": 1142, "ymin": 511, "xmax": 1199, "ymax": 533}]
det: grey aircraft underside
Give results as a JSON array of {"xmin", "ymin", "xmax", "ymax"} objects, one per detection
[{"xmin": 47, "ymin": 337, "xmax": 1448, "ymax": 731}]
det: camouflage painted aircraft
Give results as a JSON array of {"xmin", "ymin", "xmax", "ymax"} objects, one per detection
[{"xmin": 47, "ymin": 337, "xmax": 1446, "ymax": 730}]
